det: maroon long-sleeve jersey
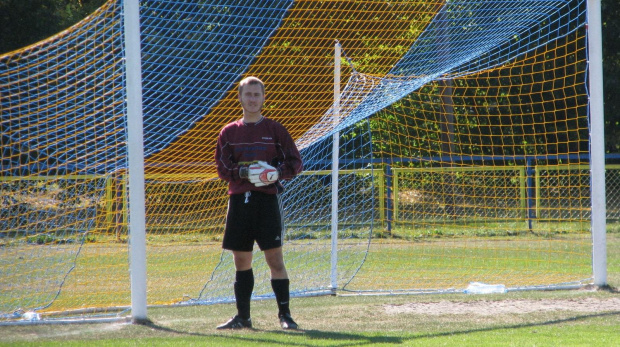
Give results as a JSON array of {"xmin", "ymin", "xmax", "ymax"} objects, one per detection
[{"xmin": 215, "ymin": 117, "xmax": 303, "ymax": 195}]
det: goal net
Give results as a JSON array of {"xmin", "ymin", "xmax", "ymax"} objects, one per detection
[{"xmin": 0, "ymin": 0, "xmax": 598, "ymax": 322}]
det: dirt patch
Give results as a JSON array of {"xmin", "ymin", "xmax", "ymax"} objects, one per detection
[{"xmin": 384, "ymin": 297, "xmax": 620, "ymax": 316}]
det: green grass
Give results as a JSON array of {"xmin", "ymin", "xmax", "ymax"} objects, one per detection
[
  {"xmin": 1, "ymin": 289, "xmax": 619, "ymax": 346},
  {"xmin": 1, "ymin": 231, "xmax": 618, "ymax": 345},
  {"xmin": 1, "ymin": 233, "xmax": 615, "ymax": 312}
]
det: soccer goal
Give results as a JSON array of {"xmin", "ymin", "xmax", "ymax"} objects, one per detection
[{"xmin": 0, "ymin": 0, "xmax": 607, "ymax": 324}]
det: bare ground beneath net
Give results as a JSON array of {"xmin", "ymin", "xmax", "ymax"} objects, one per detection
[{"xmin": 384, "ymin": 287, "xmax": 620, "ymax": 315}]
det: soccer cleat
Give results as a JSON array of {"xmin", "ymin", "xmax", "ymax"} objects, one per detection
[
  {"xmin": 216, "ymin": 315, "xmax": 252, "ymax": 329},
  {"xmin": 279, "ymin": 313, "xmax": 298, "ymax": 330}
]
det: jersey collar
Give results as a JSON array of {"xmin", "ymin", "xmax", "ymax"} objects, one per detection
[{"xmin": 242, "ymin": 115, "xmax": 264, "ymax": 126}]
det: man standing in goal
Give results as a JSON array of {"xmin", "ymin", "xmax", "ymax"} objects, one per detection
[{"xmin": 214, "ymin": 76, "xmax": 303, "ymax": 330}]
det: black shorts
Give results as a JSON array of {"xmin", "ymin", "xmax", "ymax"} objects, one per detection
[{"xmin": 223, "ymin": 191, "xmax": 284, "ymax": 252}]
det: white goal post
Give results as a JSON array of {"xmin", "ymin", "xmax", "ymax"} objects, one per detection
[
  {"xmin": 331, "ymin": 41, "xmax": 342, "ymax": 293},
  {"xmin": 124, "ymin": 0, "xmax": 148, "ymax": 323},
  {"xmin": 587, "ymin": 0, "xmax": 607, "ymax": 286}
]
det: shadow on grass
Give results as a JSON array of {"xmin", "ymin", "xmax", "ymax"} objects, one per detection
[
  {"xmin": 141, "ymin": 321, "xmax": 404, "ymax": 346},
  {"xmin": 413, "ymin": 311, "xmax": 620, "ymax": 340},
  {"xmin": 140, "ymin": 311, "xmax": 620, "ymax": 346}
]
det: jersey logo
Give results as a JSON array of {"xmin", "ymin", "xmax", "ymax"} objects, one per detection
[
  {"xmin": 262, "ymin": 137, "xmax": 273, "ymax": 140},
  {"xmin": 275, "ymin": 236, "xmax": 281, "ymax": 241}
]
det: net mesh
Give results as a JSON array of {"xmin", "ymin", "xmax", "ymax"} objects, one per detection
[{"xmin": 0, "ymin": 0, "xmax": 596, "ymax": 321}]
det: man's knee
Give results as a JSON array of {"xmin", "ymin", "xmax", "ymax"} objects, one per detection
[
  {"xmin": 268, "ymin": 259, "xmax": 286, "ymax": 272},
  {"xmin": 265, "ymin": 248, "xmax": 286, "ymax": 271},
  {"xmin": 233, "ymin": 251, "xmax": 253, "ymax": 271}
]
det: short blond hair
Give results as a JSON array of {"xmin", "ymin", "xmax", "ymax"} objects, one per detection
[{"xmin": 238, "ymin": 76, "xmax": 265, "ymax": 96}]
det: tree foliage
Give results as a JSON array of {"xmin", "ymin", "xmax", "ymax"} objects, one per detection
[{"xmin": 0, "ymin": 0, "xmax": 107, "ymax": 54}]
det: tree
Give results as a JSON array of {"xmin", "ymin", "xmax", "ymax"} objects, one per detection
[{"xmin": 0, "ymin": 0, "xmax": 106, "ymax": 54}]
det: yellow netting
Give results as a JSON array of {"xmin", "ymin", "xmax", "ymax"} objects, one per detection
[{"xmin": 0, "ymin": 0, "xmax": 595, "ymax": 321}]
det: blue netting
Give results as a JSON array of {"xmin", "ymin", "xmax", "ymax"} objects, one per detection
[
  {"xmin": 306, "ymin": 0, "xmax": 585, "ymax": 145},
  {"xmin": 140, "ymin": 0, "xmax": 294, "ymax": 154}
]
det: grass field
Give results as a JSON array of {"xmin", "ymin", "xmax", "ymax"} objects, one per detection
[
  {"xmin": 2, "ymin": 230, "xmax": 601, "ymax": 312},
  {"xmin": 0, "ymin": 288, "xmax": 618, "ymax": 346},
  {"xmin": 0, "ymin": 233, "xmax": 618, "ymax": 346}
]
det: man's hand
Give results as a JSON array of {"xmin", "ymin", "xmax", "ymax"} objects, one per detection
[{"xmin": 248, "ymin": 161, "xmax": 279, "ymax": 187}]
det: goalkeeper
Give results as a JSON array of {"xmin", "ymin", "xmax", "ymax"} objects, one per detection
[{"xmin": 214, "ymin": 76, "xmax": 303, "ymax": 330}]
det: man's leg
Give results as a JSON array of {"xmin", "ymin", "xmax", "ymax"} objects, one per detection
[
  {"xmin": 217, "ymin": 251, "xmax": 254, "ymax": 329},
  {"xmin": 265, "ymin": 247, "xmax": 289, "ymax": 315},
  {"xmin": 233, "ymin": 251, "xmax": 254, "ymax": 320},
  {"xmin": 264, "ymin": 247, "xmax": 286, "ymax": 279},
  {"xmin": 265, "ymin": 247, "xmax": 297, "ymax": 329}
]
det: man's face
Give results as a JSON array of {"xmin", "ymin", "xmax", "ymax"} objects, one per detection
[{"xmin": 239, "ymin": 83, "xmax": 264, "ymax": 115}]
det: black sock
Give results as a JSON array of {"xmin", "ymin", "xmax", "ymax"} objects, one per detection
[
  {"xmin": 234, "ymin": 269, "xmax": 254, "ymax": 320},
  {"xmin": 271, "ymin": 278, "xmax": 291, "ymax": 317}
]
